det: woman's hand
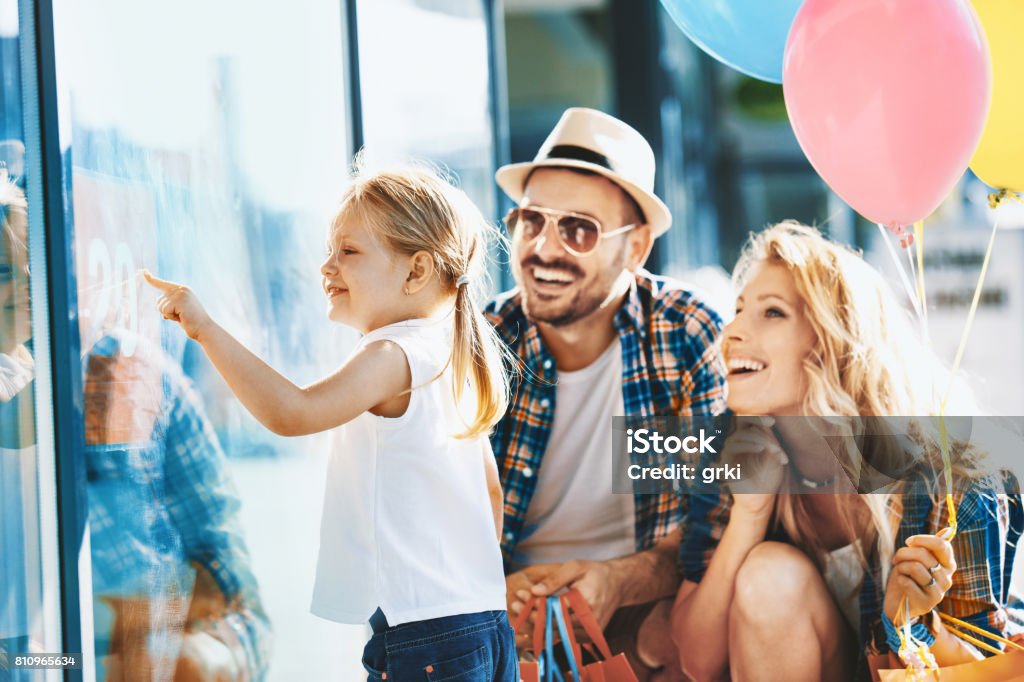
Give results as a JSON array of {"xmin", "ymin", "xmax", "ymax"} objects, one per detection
[
  {"xmin": 722, "ymin": 417, "xmax": 787, "ymax": 517},
  {"xmin": 145, "ymin": 271, "xmax": 214, "ymax": 341},
  {"xmin": 883, "ymin": 528, "xmax": 956, "ymax": 624}
]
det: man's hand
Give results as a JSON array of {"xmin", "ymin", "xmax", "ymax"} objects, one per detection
[
  {"xmin": 173, "ymin": 631, "xmax": 241, "ymax": 682},
  {"xmin": 531, "ymin": 559, "xmax": 622, "ymax": 630},
  {"xmin": 507, "ymin": 564, "xmax": 559, "ymax": 649}
]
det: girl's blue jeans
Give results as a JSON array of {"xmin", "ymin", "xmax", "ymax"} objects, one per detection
[{"xmin": 362, "ymin": 607, "xmax": 519, "ymax": 681}]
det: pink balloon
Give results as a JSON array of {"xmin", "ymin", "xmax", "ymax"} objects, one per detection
[{"xmin": 783, "ymin": 0, "xmax": 991, "ymax": 230}]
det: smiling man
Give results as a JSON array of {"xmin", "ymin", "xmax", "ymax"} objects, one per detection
[{"xmin": 485, "ymin": 108, "xmax": 727, "ymax": 677}]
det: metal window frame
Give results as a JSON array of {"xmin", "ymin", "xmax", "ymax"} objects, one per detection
[
  {"xmin": 485, "ymin": 0, "xmax": 515, "ymax": 291},
  {"xmin": 342, "ymin": 0, "xmax": 364, "ymax": 154},
  {"xmin": 19, "ymin": 0, "xmax": 91, "ymax": 679}
]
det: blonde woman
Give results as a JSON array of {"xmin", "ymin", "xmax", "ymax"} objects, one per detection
[
  {"xmin": 670, "ymin": 222, "xmax": 1023, "ymax": 682},
  {"xmin": 146, "ymin": 162, "xmax": 519, "ymax": 680}
]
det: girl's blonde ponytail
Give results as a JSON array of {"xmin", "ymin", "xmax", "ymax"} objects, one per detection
[{"xmin": 334, "ymin": 159, "xmax": 510, "ymax": 438}]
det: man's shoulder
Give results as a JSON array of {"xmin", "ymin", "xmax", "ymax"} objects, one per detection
[
  {"xmin": 484, "ymin": 288, "xmax": 527, "ymax": 343},
  {"xmin": 633, "ymin": 270, "xmax": 724, "ymax": 332}
]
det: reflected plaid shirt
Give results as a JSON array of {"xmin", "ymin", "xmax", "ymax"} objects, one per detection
[
  {"xmin": 85, "ymin": 334, "xmax": 271, "ymax": 679},
  {"xmin": 680, "ymin": 471, "xmax": 1024, "ymax": 678},
  {"xmin": 485, "ymin": 270, "xmax": 727, "ymax": 567}
]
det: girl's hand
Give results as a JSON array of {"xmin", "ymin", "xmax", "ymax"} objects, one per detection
[
  {"xmin": 883, "ymin": 528, "xmax": 956, "ymax": 624},
  {"xmin": 722, "ymin": 417, "xmax": 787, "ymax": 517},
  {"xmin": 144, "ymin": 271, "xmax": 213, "ymax": 341}
]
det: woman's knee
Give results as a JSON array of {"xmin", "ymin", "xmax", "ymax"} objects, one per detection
[{"xmin": 732, "ymin": 542, "xmax": 821, "ymax": 624}]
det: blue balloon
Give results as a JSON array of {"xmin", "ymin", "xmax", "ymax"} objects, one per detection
[{"xmin": 660, "ymin": 0, "xmax": 804, "ymax": 83}]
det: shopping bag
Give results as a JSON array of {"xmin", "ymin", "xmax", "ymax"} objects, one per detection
[
  {"xmin": 876, "ymin": 649, "xmax": 1024, "ymax": 681},
  {"xmin": 514, "ymin": 594, "xmax": 544, "ymax": 682},
  {"xmin": 875, "ymin": 615, "xmax": 1024, "ymax": 682},
  {"xmin": 559, "ymin": 589, "xmax": 640, "ymax": 682},
  {"xmin": 515, "ymin": 595, "xmax": 581, "ymax": 682},
  {"xmin": 514, "ymin": 589, "xmax": 642, "ymax": 681}
]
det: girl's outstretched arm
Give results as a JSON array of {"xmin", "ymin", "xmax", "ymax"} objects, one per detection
[{"xmin": 145, "ymin": 272, "xmax": 410, "ymax": 436}]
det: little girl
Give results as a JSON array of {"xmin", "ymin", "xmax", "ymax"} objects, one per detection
[{"xmin": 146, "ymin": 163, "xmax": 518, "ymax": 681}]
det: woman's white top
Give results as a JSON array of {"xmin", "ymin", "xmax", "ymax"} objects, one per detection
[
  {"xmin": 310, "ymin": 316, "xmax": 507, "ymax": 626},
  {"xmin": 822, "ymin": 540, "xmax": 866, "ymax": 632}
]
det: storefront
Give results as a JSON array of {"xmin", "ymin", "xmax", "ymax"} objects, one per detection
[{"xmin": 1, "ymin": 1, "xmax": 503, "ymax": 679}]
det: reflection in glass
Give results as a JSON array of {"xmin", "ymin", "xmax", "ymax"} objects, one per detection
[
  {"xmin": 0, "ymin": 168, "xmax": 39, "ymax": 676},
  {"xmin": 1, "ymin": 0, "xmax": 56, "ymax": 670},
  {"xmin": 357, "ymin": 0, "xmax": 497, "ymax": 221},
  {"xmin": 54, "ymin": 0, "xmax": 358, "ymax": 678},
  {"xmin": 83, "ymin": 333, "xmax": 270, "ymax": 680}
]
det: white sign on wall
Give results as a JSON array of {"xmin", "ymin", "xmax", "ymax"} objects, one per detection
[{"xmin": 869, "ymin": 224, "xmax": 1024, "ymax": 415}]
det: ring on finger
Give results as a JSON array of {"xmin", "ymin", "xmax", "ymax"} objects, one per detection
[
  {"xmin": 929, "ymin": 563, "xmax": 942, "ymax": 573},
  {"xmin": 925, "ymin": 576, "xmax": 936, "ymax": 588}
]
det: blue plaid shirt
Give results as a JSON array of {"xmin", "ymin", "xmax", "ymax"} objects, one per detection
[
  {"xmin": 485, "ymin": 270, "xmax": 727, "ymax": 567},
  {"xmin": 84, "ymin": 334, "xmax": 271, "ymax": 678}
]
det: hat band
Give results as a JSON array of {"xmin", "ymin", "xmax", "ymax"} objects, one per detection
[{"xmin": 543, "ymin": 144, "xmax": 613, "ymax": 172}]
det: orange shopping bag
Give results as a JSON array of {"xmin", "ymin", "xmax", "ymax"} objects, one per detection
[
  {"xmin": 513, "ymin": 590, "xmax": 640, "ymax": 681},
  {"xmin": 875, "ymin": 618, "xmax": 1024, "ymax": 682},
  {"xmin": 513, "ymin": 594, "xmax": 548, "ymax": 682},
  {"xmin": 876, "ymin": 650, "xmax": 1024, "ymax": 681},
  {"xmin": 558, "ymin": 589, "xmax": 639, "ymax": 682}
]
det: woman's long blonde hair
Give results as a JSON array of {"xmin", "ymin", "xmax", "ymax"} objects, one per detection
[
  {"xmin": 733, "ymin": 222, "xmax": 979, "ymax": 574},
  {"xmin": 333, "ymin": 159, "xmax": 509, "ymax": 439}
]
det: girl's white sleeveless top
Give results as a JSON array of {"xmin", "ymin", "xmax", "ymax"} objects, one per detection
[{"xmin": 310, "ymin": 316, "xmax": 507, "ymax": 626}]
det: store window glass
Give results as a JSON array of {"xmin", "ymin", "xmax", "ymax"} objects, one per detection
[
  {"xmin": 357, "ymin": 0, "xmax": 498, "ymax": 221},
  {"xmin": 1, "ymin": 0, "xmax": 61, "ymax": 676},
  {"xmin": 52, "ymin": 0, "xmax": 361, "ymax": 679},
  {"xmin": 503, "ymin": 0, "xmax": 613, "ymax": 168}
]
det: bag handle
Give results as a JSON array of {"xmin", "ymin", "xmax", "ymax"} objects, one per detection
[
  {"xmin": 512, "ymin": 596, "xmax": 550, "ymax": 663},
  {"xmin": 558, "ymin": 592, "xmax": 584, "ymax": 664},
  {"xmin": 512, "ymin": 595, "xmax": 535, "ymax": 634},
  {"xmin": 514, "ymin": 594, "xmax": 587, "ymax": 677},
  {"xmin": 561, "ymin": 588, "xmax": 615, "ymax": 661},
  {"xmin": 547, "ymin": 596, "xmax": 581, "ymax": 682},
  {"xmin": 542, "ymin": 598, "xmax": 562, "ymax": 682}
]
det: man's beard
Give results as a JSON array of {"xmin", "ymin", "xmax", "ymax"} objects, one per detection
[
  {"xmin": 517, "ymin": 255, "xmax": 612, "ymax": 327},
  {"xmin": 523, "ymin": 288, "xmax": 608, "ymax": 327}
]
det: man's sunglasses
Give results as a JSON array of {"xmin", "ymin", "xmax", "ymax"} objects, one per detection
[{"xmin": 503, "ymin": 206, "xmax": 638, "ymax": 256}]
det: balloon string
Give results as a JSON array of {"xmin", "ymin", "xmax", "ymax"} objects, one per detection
[
  {"xmin": 931, "ymin": 216, "xmax": 998, "ymax": 542},
  {"xmin": 912, "ymin": 221, "xmax": 929, "ymax": 346},
  {"xmin": 893, "ymin": 218, "xmax": 1004, "ymax": 670},
  {"xmin": 896, "ymin": 597, "xmax": 937, "ymax": 675},
  {"xmin": 904, "ymin": 230, "xmax": 927, "ymax": 345},
  {"xmin": 878, "ymin": 223, "xmax": 924, "ymax": 321},
  {"xmin": 940, "ymin": 217, "xmax": 999, "ymax": 413}
]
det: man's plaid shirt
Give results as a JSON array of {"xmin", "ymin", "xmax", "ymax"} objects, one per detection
[{"xmin": 485, "ymin": 269, "xmax": 727, "ymax": 567}]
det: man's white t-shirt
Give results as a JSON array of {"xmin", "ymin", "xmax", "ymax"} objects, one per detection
[{"xmin": 511, "ymin": 339, "xmax": 635, "ymax": 568}]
